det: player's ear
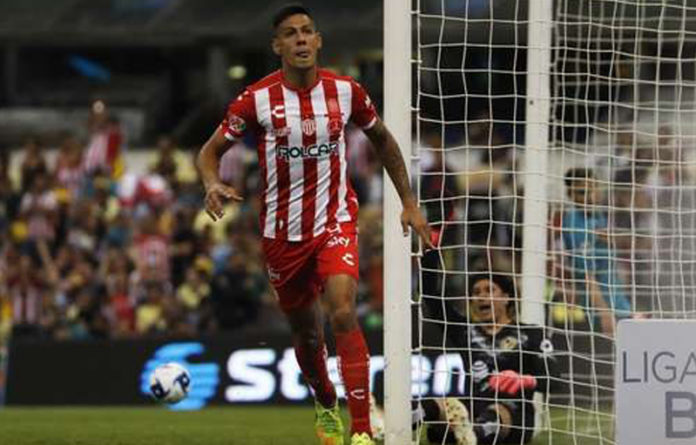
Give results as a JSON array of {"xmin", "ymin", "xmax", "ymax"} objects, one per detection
[
  {"xmin": 271, "ymin": 36, "xmax": 281, "ymax": 56},
  {"xmin": 316, "ymin": 32, "xmax": 323, "ymax": 50}
]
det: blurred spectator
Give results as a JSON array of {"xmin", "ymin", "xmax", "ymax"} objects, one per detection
[
  {"xmin": 54, "ymin": 134, "xmax": 85, "ymax": 200},
  {"xmin": 177, "ymin": 265, "xmax": 211, "ymax": 312},
  {"xmin": 131, "ymin": 212, "xmax": 171, "ymax": 287},
  {"xmin": 170, "ymin": 207, "xmax": 198, "ymax": 285},
  {"xmin": 346, "ymin": 126, "xmax": 382, "ymax": 206},
  {"xmin": 219, "ymin": 141, "xmax": 248, "ymax": 195},
  {"xmin": 6, "ymin": 255, "xmax": 47, "ymax": 338},
  {"xmin": 104, "ymin": 272, "xmax": 135, "ymax": 338},
  {"xmin": 84, "ymin": 100, "xmax": 124, "ymax": 178},
  {"xmin": 19, "ymin": 173, "xmax": 58, "ymax": 244},
  {"xmin": 19, "ymin": 137, "xmax": 48, "ymax": 194},
  {"xmin": 451, "ymin": 111, "xmax": 519, "ymax": 270},
  {"xmin": 420, "ymin": 133, "xmax": 462, "ymax": 302},
  {"xmin": 561, "ymin": 168, "xmax": 632, "ymax": 334},
  {"xmin": 0, "ymin": 151, "xmax": 18, "ymax": 233},
  {"xmin": 642, "ymin": 125, "xmax": 696, "ymax": 317},
  {"xmin": 135, "ymin": 282, "xmax": 167, "ymax": 335},
  {"xmin": 357, "ymin": 207, "xmax": 383, "ymax": 321},
  {"xmin": 211, "ymin": 251, "xmax": 264, "ymax": 330},
  {"xmin": 151, "ymin": 135, "xmax": 179, "ymax": 183}
]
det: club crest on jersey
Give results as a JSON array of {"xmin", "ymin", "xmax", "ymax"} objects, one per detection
[
  {"xmin": 499, "ymin": 336, "xmax": 519, "ymax": 350},
  {"xmin": 228, "ymin": 114, "xmax": 246, "ymax": 136},
  {"xmin": 301, "ymin": 118, "xmax": 316, "ymax": 136}
]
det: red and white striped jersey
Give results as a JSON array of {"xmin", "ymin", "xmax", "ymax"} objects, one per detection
[{"xmin": 219, "ymin": 69, "xmax": 378, "ymax": 241}]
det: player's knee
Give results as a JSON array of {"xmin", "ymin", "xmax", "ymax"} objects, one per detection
[{"xmin": 329, "ymin": 305, "xmax": 357, "ymax": 333}]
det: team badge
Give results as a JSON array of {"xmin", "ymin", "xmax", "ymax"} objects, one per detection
[
  {"xmin": 499, "ymin": 336, "xmax": 519, "ymax": 351},
  {"xmin": 301, "ymin": 118, "xmax": 316, "ymax": 136},
  {"xmin": 228, "ymin": 114, "xmax": 246, "ymax": 136}
]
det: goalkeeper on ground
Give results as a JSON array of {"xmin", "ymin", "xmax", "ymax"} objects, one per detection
[{"xmin": 416, "ymin": 272, "xmax": 557, "ymax": 444}]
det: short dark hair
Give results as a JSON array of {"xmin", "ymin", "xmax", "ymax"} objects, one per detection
[
  {"xmin": 272, "ymin": 4, "xmax": 314, "ymax": 30},
  {"xmin": 467, "ymin": 271, "xmax": 518, "ymax": 318},
  {"xmin": 468, "ymin": 272, "xmax": 516, "ymax": 300},
  {"xmin": 564, "ymin": 167, "xmax": 595, "ymax": 188}
]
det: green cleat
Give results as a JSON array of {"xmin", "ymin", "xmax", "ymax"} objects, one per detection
[
  {"xmin": 315, "ymin": 401, "xmax": 345, "ymax": 445},
  {"xmin": 350, "ymin": 432, "xmax": 375, "ymax": 445}
]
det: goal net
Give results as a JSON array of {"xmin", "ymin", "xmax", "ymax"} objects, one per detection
[{"xmin": 409, "ymin": 0, "xmax": 696, "ymax": 443}]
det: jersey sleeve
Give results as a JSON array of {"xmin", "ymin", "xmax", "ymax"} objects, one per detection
[
  {"xmin": 350, "ymin": 81, "xmax": 378, "ymax": 130},
  {"xmin": 219, "ymin": 89, "xmax": 256, "ymax": 141}
]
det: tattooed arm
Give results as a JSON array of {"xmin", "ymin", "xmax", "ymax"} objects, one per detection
[{"xmin": 364, "ymin": 119, "xmax": 433, "ymax": 249}]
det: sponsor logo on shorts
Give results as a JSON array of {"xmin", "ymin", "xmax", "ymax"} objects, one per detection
[
  {"xmin": 327, "ymin": 236, "xmax": 350, "ymax": 248},
  {"xmin": 341, "ymin": 253, "xmax": 355, "ymax": 267},
  {"xmin": 275, "ymin": 142, "xmax": 339, "ymax": 160}
]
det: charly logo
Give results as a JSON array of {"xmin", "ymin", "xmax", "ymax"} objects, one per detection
[
  {"xmin": 275, "ymin": 142, "xmax": 339, "ymax": 161},
  {"xmin": 140, "ymin": 342, "xmax": 219, "ymax": 410}
]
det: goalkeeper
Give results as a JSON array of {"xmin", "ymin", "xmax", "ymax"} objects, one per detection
[{"xmin": 416, "ymin": 272, "xmax": 557, "ymax": 444}]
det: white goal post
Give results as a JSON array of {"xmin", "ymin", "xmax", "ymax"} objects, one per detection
[{"xmin": 382, "ymin": 1, "xmax": 413, "ymax": 444}]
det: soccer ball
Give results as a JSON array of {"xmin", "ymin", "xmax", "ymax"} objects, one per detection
[{"xmin": 149, "ymin": 362, "xmax": 191, "ymax": 404}]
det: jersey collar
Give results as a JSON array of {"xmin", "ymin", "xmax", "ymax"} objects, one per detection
[{"xmin": 280, "ymin": 68, "xmax": 322, "ymax": 93}]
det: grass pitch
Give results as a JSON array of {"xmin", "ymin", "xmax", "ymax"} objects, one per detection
[{"xmin": 0, "ymin": 406, "xmax": 614, "ymax": 445}]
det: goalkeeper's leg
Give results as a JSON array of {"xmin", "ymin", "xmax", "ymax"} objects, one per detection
[
  {"xmin": 417, "ymin": 398, "xmax": 477, "ymax": 444},
  {"xmin": 417, "ymin": 398, "xmax": 536, "ymax": 444},
  {"xmin": 471, "ymin": 401, "xmax": 535, "ymax": 444}
]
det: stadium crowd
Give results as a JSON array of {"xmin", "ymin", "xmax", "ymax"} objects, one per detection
[
  {"xmin": 0, "ymin": 96, "xmax": 691, "ymax": 343},
  {"xmin": 0, "ymin": 103, "xmax": 386, "ymax": 342}
]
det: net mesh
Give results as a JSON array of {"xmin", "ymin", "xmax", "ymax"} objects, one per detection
[{"xmin": 412, "ymin": 1, "xmax": 696, "ymax": 443}]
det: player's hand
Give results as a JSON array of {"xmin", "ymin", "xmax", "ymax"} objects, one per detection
[
  {"xmin": 204, "ymin": 182, "xmax": 243, "ymax": 221},
  {"xmin": 401, "ymin": 201, "xmax": 434, "ymax": 251},
  {"xmin": 488, "ymin": 370, "xmax": 537, "ymax": 395}
]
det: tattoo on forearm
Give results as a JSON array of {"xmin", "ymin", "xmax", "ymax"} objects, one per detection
[{"xmin": 368, "ymin": 122, "xmax": 414, "ymax": 204}]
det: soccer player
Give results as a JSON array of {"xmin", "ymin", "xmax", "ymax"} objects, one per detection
[
  {"xmin": 417, "ymin": 272, "xmax": 556, "ymax": 444},
  {"xmin": 196, "ymin": 4, "xmax": 432, "ymax": 445}
]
